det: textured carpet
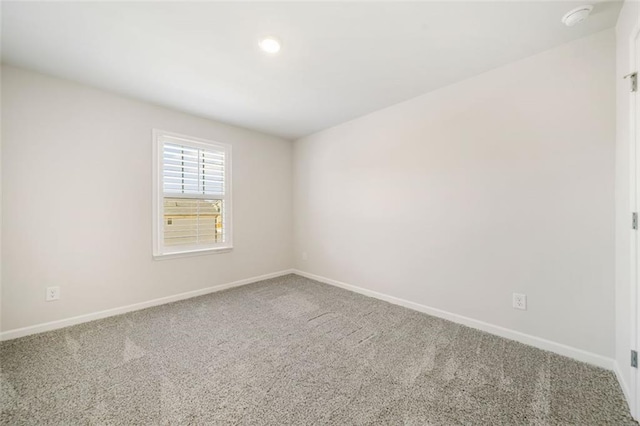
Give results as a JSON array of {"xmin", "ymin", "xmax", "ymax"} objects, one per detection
[{"xmin": 0, "ymin": 274, "xmax": 636, "ymax": 425}]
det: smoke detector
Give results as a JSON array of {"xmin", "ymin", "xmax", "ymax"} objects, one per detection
[{"xmin": 562, "ymin": 5, "xmax": 593, "ymax": 26}]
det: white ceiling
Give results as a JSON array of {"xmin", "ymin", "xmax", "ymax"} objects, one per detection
[{"xmin": 1, "ymin": 1, "xmax": 622, "ymax": 140}]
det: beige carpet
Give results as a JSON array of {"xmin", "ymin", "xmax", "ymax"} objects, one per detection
[{"xmin": 1, "ymin": 274, "xmax": 636, "ymax": 424}]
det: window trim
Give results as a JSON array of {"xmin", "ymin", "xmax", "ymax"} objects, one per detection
[{"xmin": 152, "ymin": 129, "xmax": 233, "ymax": 259}]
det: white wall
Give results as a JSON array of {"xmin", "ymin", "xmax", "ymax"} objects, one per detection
[
  {"xmin": 0, "ymin": 64, "xmax": 3, "ymax": 333},
  {"xmin": 1, "ymin": 65, "xmax": 293, "ymax": 332},
  {"xmin": 294, "ymin": 30, "xmax": 616, "ymax": 358},
  {"xmin": 615, "ymin": 0, "xmax": 640, "ymax": 414}
]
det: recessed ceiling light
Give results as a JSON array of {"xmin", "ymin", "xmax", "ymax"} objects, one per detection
[
  {"xmin": 259, "ymin": 37, "xmax": 281, "ymax": 54},
  {"xmin": 561, "ymin": 5, "xmax": 593, "ymax": 27}
]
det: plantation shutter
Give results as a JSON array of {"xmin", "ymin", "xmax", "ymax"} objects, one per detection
[
  {"xmin": 163, "ymin": 142, "xmax": 225, "ymax": 196},
  {"xmin": 161, "ymin": 139, "xmax": 228, "ymax": 247}
]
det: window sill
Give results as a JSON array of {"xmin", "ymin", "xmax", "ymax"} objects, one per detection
[{"xmin": 153, "ymin": 246, "xmax": 233, "ymax": 260}]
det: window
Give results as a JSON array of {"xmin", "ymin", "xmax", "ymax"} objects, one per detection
[{"xmin": 153, "ymin": 130, "xmax": 232, "ymax": 258}]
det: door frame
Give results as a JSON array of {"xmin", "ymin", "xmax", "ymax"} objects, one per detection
[{"xmin": 630, "ymin": 22, "xmax": 640, "ymax": 421}]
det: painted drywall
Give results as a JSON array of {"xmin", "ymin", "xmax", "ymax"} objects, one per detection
[
  {"xmin": 0, "ymin": 65, "xmax": 3, "ymax": 333},
  {"xmin": 615, "ymin": 0, "xmax": 640, "ymax": 416},
  {"xmin": 293, "ymin": 30, "xmax": 616, "ymax": 358},
  {"xmin": 1, "ymin": 65, "xmax": 293, "ymax": 331}
]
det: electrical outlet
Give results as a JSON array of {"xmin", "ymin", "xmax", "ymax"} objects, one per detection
[
  {"xmin": 513, "ymin": 293, "xmax": 526, "ymax": 310},
  {"xmin": 46, "ymin": 286, "xmax": 60, "ymax": 302},
  {"xmin": 302, "ymin": 252, "xmax": 308, "ymax": 261}
]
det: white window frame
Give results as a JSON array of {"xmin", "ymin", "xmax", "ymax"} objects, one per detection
[{"xmin": 152, "ymin": 129, "xmax": 233, "ymax": 259}]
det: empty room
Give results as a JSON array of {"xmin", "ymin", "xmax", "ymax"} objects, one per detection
[{"xmin": 1, "ymin": 0, "xmax": 640, "ymax": 424}]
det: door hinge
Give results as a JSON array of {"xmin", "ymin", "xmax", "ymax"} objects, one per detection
[
  {"xmin": 632, "ymin": 350, "xmax": 638, "ymax": 368},
  {"xmin": 624, "ymin": 72, "xmax": 638, "ymax": 92},
  {"xmin": 633, "ymin": 212, "xmax": 638, "ymax": 230}
]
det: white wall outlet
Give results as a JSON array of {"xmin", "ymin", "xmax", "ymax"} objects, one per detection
[
  {"xmin": 513, "ymin": 293, "xmax": 526, "ymax": 310},
  {"xmin": 46, "ymin": 286, "xmax": 60, "ymax": 301},
  {"xmin": 302, "ymin": 252, "xmax": 308, "ymax": 261}
]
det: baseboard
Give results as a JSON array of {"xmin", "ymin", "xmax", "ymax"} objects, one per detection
[
  {"xmin": 0, "ymin": 269, "xmax": 295, "ymax": 341},
  {"xmin": 293, "ymin": 269, "xmax": 615, "ymax": 371},
  {"xmin": 0, "ymin": 267, "xmax": 616, "ymax": 371},
  {"xmin": 614, "ymin": 362, "xmax": 632, "ymax": 410}
]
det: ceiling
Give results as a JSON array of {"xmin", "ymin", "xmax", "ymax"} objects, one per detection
[{"xmin": 1, "ymin": 1, "xmax": 622, "ymax": 140}]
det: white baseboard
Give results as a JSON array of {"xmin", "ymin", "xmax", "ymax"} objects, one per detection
[
  {"xmin": 614, "ymin": 362, "xmax": 632, "ymax": 409},
  {"xmin": 0, "ymin": 267, "xmax": 617, "ymax": 372},
  {"xmin": 614, "ymin": 362, "xmax": 639, "ymax": 421},
  {"xmin": 293, "ymin": 269, "xmax": 615, "ymax": 371},
  {"xmin": 0, "ymin": 269, "xmax": 295, "ymax": 341},
  {"xmin": 614, "ymin": 361, "xmax": 639, "ymax": 421}
]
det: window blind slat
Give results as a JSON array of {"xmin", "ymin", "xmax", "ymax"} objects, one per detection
[
  {"xmin": 165, "ymin": 143, "xmax": 225, "ymax": 157},
  {"xmin": 163, "ymin": 176, "xmax": 224, "ymax": 184},
  {"xmin": 163, "ymin": 186, "xmax": 224, "ymax": 193},
  {"xmin": 163, "ymin": 163, "xmax": 224, "ymax": 172},
  {"xmin": 163, "ymin": 157, "xmax": 225, "ymax": 167},
  {"xmin": 163, "ymin": 171, "xmax": 224, "ymax": 180}
]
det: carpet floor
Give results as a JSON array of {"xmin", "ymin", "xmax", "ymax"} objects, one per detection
[{"xmin": 0, "ymin": 274, "xmax": 636, "ymax": 425}]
